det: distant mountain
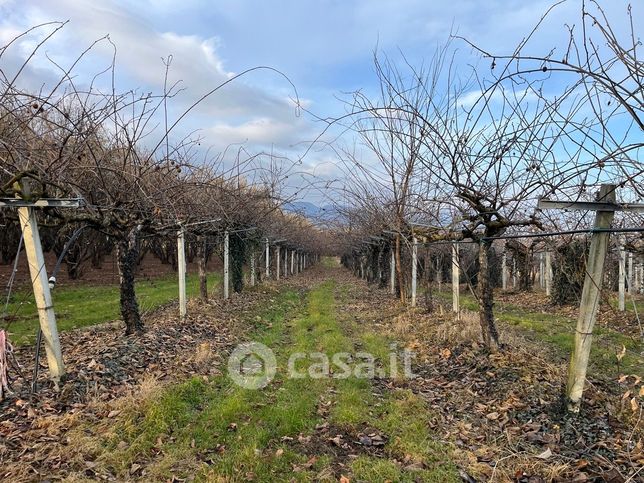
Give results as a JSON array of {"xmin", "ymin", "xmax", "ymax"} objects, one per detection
[{"xmin": 284, "ymin": 201, "xmax": 341, "ymax": 221}]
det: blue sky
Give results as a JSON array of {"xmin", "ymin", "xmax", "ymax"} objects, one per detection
[{"xmin": 0, "ymin": 0, "xmax": 638, "ymax": 202}]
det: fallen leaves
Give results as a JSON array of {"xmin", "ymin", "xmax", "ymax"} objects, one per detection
[{"xmin": 0, "ymin": 289, "xmax": 274, "ymax": 481}]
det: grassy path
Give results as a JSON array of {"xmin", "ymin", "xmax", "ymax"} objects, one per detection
[{"xmin": 67, "ymin": 270, "xmax": 457, "ymax": 481}]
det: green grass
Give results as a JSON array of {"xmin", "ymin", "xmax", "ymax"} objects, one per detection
[
  {"xmin": 434, "ymin": 289, "xmax": 642, "ymax": 377},
  {"xmin": 71, "ymin": 274, "xmax": 458, "ymax": 481},
  {"xmin": 330, "ymin": 282, "xmax": 458, "ymax": 482},
  {"xmin": 80, "ymin": 283, "xmax": 342, "ymax": 481},
  {"xmin": 3, "ymin": 272, "xmax": 221, "ymax": 345}
]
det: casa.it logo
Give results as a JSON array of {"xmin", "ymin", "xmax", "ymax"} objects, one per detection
[{"xmin": 227, "ymin": 342, "xmax": 276, "ymax": 389}]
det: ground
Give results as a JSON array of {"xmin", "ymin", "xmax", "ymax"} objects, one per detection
[{"xmin": 0, "ymin": 260, "xmax": 642, "ymax": 482}]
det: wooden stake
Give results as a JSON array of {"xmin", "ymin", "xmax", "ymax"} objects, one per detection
[{"xmin": 177, "ymin": 228, "xmax": 187, "ymax": 318}]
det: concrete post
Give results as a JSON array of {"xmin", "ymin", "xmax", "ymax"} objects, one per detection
[
  {"xmin": 627, "ymin": 252, "xmax": 633, "ymax": 295},
  {"xmin": 276, "ymin": 245, "xmax": 280, "ymax": 281},
  {"xmin": 411, "ymin": 237, "xmax": 418, "ymax": 307},
  {"xmin": 177, "ymin": 228, "xmax": 187, "ymax": 318},
  {"xmin": 452, "ymin": 242, "xmax": 460, "ymax": 318},
  {"xmin": 250, "ymin": 250, "xmax": 256, "ymax": 287},
  {"xmin": 18, "ymin": 206, "xmax": 65, "ymax": 381},
  {"xmin": 567, "ymin": 184, "xmax": 616, "ymax": 412},
  {"xmin": 545, "ymin": 251, "xmax": 552, "ymax": 297},
  {"xmin": 223, "ymin": 230, "xmax": 230, "ymax": 300},
  {"xmin": 618, "ymin": 238, "xmax": 625, "ymax": 311},
  {"xmin": 390, "ymin": 248, "xmax": 395, "ymax": 295},
  {"xmin": 265, "ymin": 238, "xmax": 270, "ymax": 279},
  {"xmin": 502, "ymin": 252, "xmax": 508, "ymax": 291}
]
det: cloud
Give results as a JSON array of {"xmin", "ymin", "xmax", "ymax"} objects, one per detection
[{"xmin": 1, "ymin": 0, "xmax": 638, "ymax": 203}]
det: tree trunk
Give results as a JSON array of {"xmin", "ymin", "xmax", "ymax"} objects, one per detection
[
  {"xmin": 478, "ymin": 241, "xmax": 500, "ymax": 350},
  {"xmin": 116, "ymin": 227, "xmax": 144, "ymax": 335},
  {"xmin": 197, "ymin": 236, "xmax": 208, "ymax": 301}
]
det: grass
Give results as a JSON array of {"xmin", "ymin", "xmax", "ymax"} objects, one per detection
[
  {"xmin": 331, "ymin": 283, "xmax": 459, "ymax": 482},
  {"xmin": 3, "ymin": 272, "xmax": 221, "ymax": 345},
  {"xmin": 68, "ymin": 273, "xmax": 458, "ymax": 481},
  {"xmin": 75, "ymin": 283, "xmax": 340, "ymax": 481},
  {"xmin": 433, "ymin": 288, "xmax": 642, "ymax": 377}
]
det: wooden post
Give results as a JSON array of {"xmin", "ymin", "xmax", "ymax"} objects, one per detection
[
  {"xmin": 265, "ymin": 238, "xmax": 270, "ymax": 279},
  {"xmin": 17, "ymin": 206, "xmax": 65, "ymax": 381},
  {"xmin": 618, "ymin": 238, "xmax": 625, "ymax": 311},
  {"xmin": 545, "ymin": 251, "xmax": 552, "ymax": 297},
  {"xmin": 502, "ymin": 252, "xmax": 508, "ymax": 291},
  {"xmin": 177, "ymin": 228, "xmax": 187, "ymax": 318},
  {"xmin": 276, "ymin": 245, "xmax": 280, "ymax": 281},
  {"xmin": 411, "ymin": 237, "xmax": 418, "ymax": 307},
  {"xmin": 223, "ymin": 230, "xmax": 230, "ymax": 299},
  {"xmin": 250, "ymin": 250, "xmax": 256, "ymax": 287},
  {"xmin": 390, "ymin": 248, "xmax": 396, "ymax": 295},
  {"xmin": 452, "ymin": 242, "xmax": 460, "ymax": 318},
  {"xmin": 565, "ymin": 184, "xmax": 615, "ymax": 412}
]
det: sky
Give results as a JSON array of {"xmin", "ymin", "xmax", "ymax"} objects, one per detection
[{"xmin": 0, "ymin": 0, "xmax": 638, "ymax": 204}]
